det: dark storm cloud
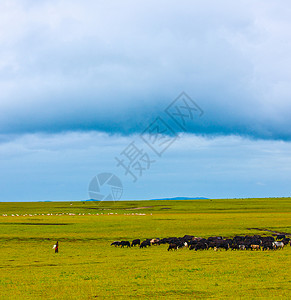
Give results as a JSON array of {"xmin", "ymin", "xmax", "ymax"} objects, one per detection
[{"xmin": 0, "ymin": 0, "xmax": 291, "ymax": 140}]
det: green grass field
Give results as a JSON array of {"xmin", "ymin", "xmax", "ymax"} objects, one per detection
[{"xmin": 0, "ymin": 198, "xmax": 291, "ymax": 299}]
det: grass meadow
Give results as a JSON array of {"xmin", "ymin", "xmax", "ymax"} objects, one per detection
[{"xmin": 0, "ymin": 198, "xmax": 291, "ymax": 299}]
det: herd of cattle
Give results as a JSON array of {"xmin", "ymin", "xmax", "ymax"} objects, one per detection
[{"xmin": 111, "ymin": 234, "xmax": 291, "ymax": 251}]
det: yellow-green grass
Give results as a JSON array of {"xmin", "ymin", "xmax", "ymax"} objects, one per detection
[{"xmin": 0, "ymin": 198, "xmax": 291, "ymax": 299}]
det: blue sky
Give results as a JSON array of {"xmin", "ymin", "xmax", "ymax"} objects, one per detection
[{"xmin": 0, "ymin": 0, "xmax": 291, "ymax": 201}]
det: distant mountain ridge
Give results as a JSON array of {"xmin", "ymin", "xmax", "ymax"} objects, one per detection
[
  {"xmin": 86, "ymin": 199, "xmax": 101, "ymax": 201},
  {"xmin": 151, "ymin": 197, "xmax": 208, "ymax": 200}
]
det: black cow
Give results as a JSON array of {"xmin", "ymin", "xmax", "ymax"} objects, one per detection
[
  {"xmin": 131, "ymin": 239, "xmax": 140, "ymax": 247},
  {"xmin": 189, "ymin": 244, "xmax": 196, "ymax": 250},
  {"xmin": 215, "ymin": 241, "xmax": 229, "ymax": 251},
  {"xmin": 160, "ymin": 238, "xmax": 169, "ymax": 244},
  {"xmin": 261, "ymin": 236, "xmax": 275, "ymax": 243},
  {"xmin": 177, "ymin": 241, "xmax": 187, "ymax": 249},
  {"xmin": 262, "ymin": 242, "xmax": 274, "ymax": 251},
  {"xmin": 168, "ymin": 244, "xmax": 178, "ymax": 251},
  {"xmin": 276, "ymin": 235, "xmax": 285, "ymax": 240},
  {"xmin": 194, "ymin": 242, "xmax": 208, "ymax": 251},
  {"xmin": 183, "ymin": 235, "xmax": 194, "ymax": 241},
  {"xmin": 231, "ymin": 244, "xmax": 239, "ymax": 250},
  {"xmin": 140, "ymin": 240, "xmax": 151, "ymax": 248},
  {"xmin": 120, "ymin": 241, "xmax": 131, "ymax": 248},
  {"xmin": 111, "ymin": 241, "xmax": 121, "ymax": 247},
  {"xmin": 282, "ymin": 238, "xmax": 290, "ymax": 245}
]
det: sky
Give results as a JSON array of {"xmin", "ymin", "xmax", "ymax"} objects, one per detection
[{"xmin": 0, "ymin": 0, "xmax": 291, "ymax": 201}]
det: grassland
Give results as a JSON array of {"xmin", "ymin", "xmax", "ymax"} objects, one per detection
[{"xmin": 0, "ymin": 198, "xmax": 291, "ymax": 299}]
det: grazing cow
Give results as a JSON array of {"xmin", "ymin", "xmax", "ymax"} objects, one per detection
[
  {"xmin": 150, "ymin": 238, "xmax": 160, "ymax": 246},
  {"xmin": 192, "ymin": 237, "xmax": 203, "ymax": 242},
  {"xmin": 183, "ymin": 235, "xmax": 194, "ymax": 241},
  {"xmin": 111, "ymin": 241, "xmax": 121, "ymax": 247},
  {"xmin": 273, "ymin": 241, "xmax": 284, "ymax": 250},
  {"xmin": 239, "ymin": 245, "xmax": 246, "ymax": 250},
  {"xmin": 225, "ymin": 239, "xmax": 233, "ymax": 245},
  {"xmin": 176, "ymin": 241, "xmax": 186, "ymax": 249},
  {"xmin": 168, "ymin": 244, "xmax": 178, "ymax": 251},
  {"xmin": 131, "ymin": 239, "xmax": 140, "ymax": 247},
  {"xmin": 282, "ymin": 238, "xmax": 290, "ymax": 246},
  {"xmin": 207, "ymin": 242, "xmax": 216, "ymax": 250},
  {"xmin": 215, "ymin": 241, "xmax": 229, "ymax": 251},
  {"xmin": 189, "ymin": 244, "xmax": 196, "ymax": 250},
  {"xmin": 262, "ymin": 236, "xmax": 275, "ymax": 242},
  {"xmin": 207, "ymin": 237, "xmax": 217, "ymax": 242},
  {"xmin": 262, "ymin": 242, "xmax": 274, "ymax": 251},
  {"xmin": 140, "ymin": 240, "xmax": 151, "ymax": 248},
  {"xmin": 194, "ymin": 242, "xmax": 208, "ymax": 251},
  {"xmin": 251, "ymin": 244, "xmax": 260, "ymax": 251},
  {"xmin": 120, "ymin": 241, "xmax": 131, "ymax": 248},
  {"xmin": 160, "ymin": 238, "xmax": 169, "ymax": 244},
  {"xmin": 233, "ymin": 236, "xmax": 244, "ymax": 244}
]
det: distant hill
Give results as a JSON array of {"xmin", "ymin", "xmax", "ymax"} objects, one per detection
[
  {"xmin": 85, "ymin": 199, "xmax": 101, "ymax": 201},
  {"xmin": 151, "ymin": 197, "xmax": 208, "ymax": 200},
  {"xmin": 38, "ymin": 200, "xmax": 52, "ymax": 202}
]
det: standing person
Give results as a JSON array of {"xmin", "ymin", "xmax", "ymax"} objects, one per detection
[{"xmin": 53, "ymin": 241, "xmax": 59, "ymax": 253}]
